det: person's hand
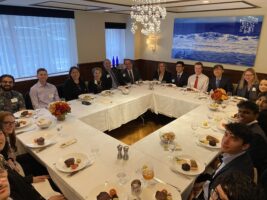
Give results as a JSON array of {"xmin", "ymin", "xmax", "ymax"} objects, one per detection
[
  {"xmin": 48, "ymin": 194, "xmax": 66, "ymax": 200},
  {"xmin": 32, "ymin": 175, "xmax": 50, "ymax": 183},
  {"xmin": 7, "ymin": 159, "xmax": 20, "ymax": 174}
]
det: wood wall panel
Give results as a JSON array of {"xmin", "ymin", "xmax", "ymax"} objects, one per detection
[{"xmin": 12, "ymin": 59, "xmax": 267, "ymax": 95}]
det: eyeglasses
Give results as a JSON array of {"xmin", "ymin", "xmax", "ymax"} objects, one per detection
[
  {"xmin": 210, "ymin": 188, "xmax": 222, "ymax": 200},
  {"xmin": 2, "ymin": 121, "xmax": 15, "ymax": 125}
]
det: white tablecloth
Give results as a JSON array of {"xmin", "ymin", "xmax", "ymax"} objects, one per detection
[{"xmin": 16, "ymin": 84, "xmax": 237, "ymax": 200}]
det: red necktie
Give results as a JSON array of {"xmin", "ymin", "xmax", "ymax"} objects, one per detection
[{"xmin": 194, "ymin": 76, "xmax": 198, "ymax": 89}]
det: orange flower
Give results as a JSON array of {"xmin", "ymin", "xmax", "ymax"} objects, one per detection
[
  {"xmin": 211, "ymin": 88, "xmax": 228, "ymax": 101},
  {"xmin": 49, "ymin": 101, "xmax": 71, "ymax": 117}
]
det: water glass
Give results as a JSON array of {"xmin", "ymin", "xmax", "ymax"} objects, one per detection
[
  {"xmin": 191, "ymin": 121, "xmax": 199, "ymax": 136},
  {"xmin": 117, "ymin": 170, "xmax": 127, "ymax": 185},
  {"xmin": 168, "ymin": 141, "xmax": 176, "ymax": 160}
]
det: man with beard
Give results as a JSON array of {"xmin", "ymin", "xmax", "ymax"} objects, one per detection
[{"xmin": 0, "ymin": 75, "xmax": 25, "ymax": 113}]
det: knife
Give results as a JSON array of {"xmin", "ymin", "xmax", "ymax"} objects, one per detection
[
  {"xmin": 67, "ymin": 162, "xmax": 92, "ymax": 177},
  {"xmin": 60, "ymin": 138, "xmax": 77, "ymax": 148},
  {"xmin": 153, "ymin": 177, "xmax": 181, "ymax": 192}
]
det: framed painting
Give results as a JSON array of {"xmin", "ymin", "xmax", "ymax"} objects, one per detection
[{"xmin": 171, "ymin": 16, "xmax": 263, "ymax": 67}]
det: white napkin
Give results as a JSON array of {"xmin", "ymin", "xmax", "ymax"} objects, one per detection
[{"xmin": 32, "ymin": 179, "xmax": 60, "ymax": 200}]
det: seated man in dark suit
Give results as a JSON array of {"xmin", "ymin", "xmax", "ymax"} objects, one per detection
[
  {"xmin": 190, "ymin": 123, "xmax": 254, "ymax": 200},
  {"xmin": 208, "ymin": 64, "xmax": 233, "ymax": 93},
  {"xmin": 210, "ymin": 171, "xmax": 265, "ymax": 200},
  {"xmin": 173, "ymin": 61, "xmax": 189, "ymax": 87},
  {"xmin": 256, "ymin": 92, "xmax": 267, "ymax": 136},
  {"xmin": 121, "ymin": 59, "xmax": 141, "ymax": 84},
  {"xmin": 101, "ymin": 59, "xmax": 124, "ymax": 89},
  {"xmin": 236, "ymin": 100, "xmax": 267, "ymax": 175}
]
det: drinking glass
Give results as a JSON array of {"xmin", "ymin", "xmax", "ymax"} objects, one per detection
[
  {"xmin": 142, "ymin": 163, "xmax": 154, "ymax": 186},
  {"xmin": 116, "ymin": 169, "xmax": 127, "ymax": 185},
  {"xmin": 191, "ymin": 121, "xmax": 199, "ymax": 137},
  {"xmin": 168, "ymin": 141, "xmax": 176, "ymax": 160},
  {"xmin": 130, "ymin": 179, "xmax": 142, "ymax": 200}
]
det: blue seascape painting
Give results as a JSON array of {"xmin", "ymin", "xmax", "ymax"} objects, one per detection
[{"xmin": 171, "ymin": 16, "xmax": 263, "ymax": 67}]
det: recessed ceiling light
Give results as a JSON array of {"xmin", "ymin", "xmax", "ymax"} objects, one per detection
[
  {"xmin": 202, "ymin": 0, "xmax": 210, "ymax": 3},
  {"xmin": 104, "ymin": 9, "xmax": 110, "ymax": 12}
]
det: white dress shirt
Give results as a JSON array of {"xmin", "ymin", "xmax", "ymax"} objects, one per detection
[{"xmin": 187, "ymin": 73, "xmax": 209, "ymax": 92}]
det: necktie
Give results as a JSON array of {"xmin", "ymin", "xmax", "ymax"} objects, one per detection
[
  {"xmin": 194, "ymin": 76, "xmax": 198, "ymax": 89},
  {"xmin": 109, "ymin": 70, "xmax": 118, "ymax": 88},
  {"xmin": 216, "ymin": 79, "xmax": 220, "ymax": 88},
  {"xmin": 177, "ymin": 74, "xmax": 181, "ymax": 82},
  {"xmin": 129, "ymin": 70, "xmax": 134, "ymax": 84}
]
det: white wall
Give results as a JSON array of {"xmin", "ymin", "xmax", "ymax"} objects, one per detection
[
  {"xmin": 136, "ymin": 8, "xmax": 267, "ymax": 73},
  {"xmin": 75, "ymin": 11, "xmax": 134, "ymax": 64}
]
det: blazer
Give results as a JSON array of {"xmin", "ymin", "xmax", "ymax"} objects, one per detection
[
  {"xmin": 121, "ymin": 68, "xmax": 141, "ymax": 84},
  {"xmin": 208, "ymin": 152, "xmax": 254, "ymax": 199},
  {"xmin": 63, "ymin": 78, "xmax": 87, "ymax": 101},
  {"xmin": 152, "ymin": 71, "xmax": 172, "ymax": 83},
  {"xmin": 236, "ymin": 83, "xmax": 259, "ymax": 101},
  {"xmin": 208, "ymin": 76, "xmax": 233, "ymax": 93},
  {"xmin": 173, "ymin": 72, "xmax": 189, "ymax": 87},
  {"xmin": 248, "ymin": 123, "xmax": 267, "ymax": 175},
  {"xmin": 88, "ymin": 80, "xmax": 108, "ymax": 94},
  {"xmin": 101, "ymin": 67, "xmax": 125, "ymax": 89},
  {"xmin": 258, "ymin": 110, "xmax": 267, "ymax": 137}
]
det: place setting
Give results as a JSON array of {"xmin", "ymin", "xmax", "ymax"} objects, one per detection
[
  {"xmin": 196, "ymin": 133, "xmax": 222, "ymax": 150},
  {"xmin": 55, "ymin": 152, "xmax": 94, "ymax": 177}
]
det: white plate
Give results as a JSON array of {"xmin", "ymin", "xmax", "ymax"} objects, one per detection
[
  {"xmin": 89, "ymin": 183, "xmax": 127, "ymax": 199},
  {"xmin": 78, "ymin": 94, "xmax": 95, "ymax": 101},
  {"xmin": 197, "ymin": 134, "xmax": 221, "ymax": 149},
  {"xmin": 201, "ymin": 121, "xmax": 211, "ymax": 129},
  {"xmin": 226, "ymin": 112, "xmax": 238, "ymax": 122},
  {"xmin": 163, "ymin": 83, "xmax": 176, "ymax": 88},
  {"xmin": 137, "ymin": 183, "xmax": 181, "ymax": 200},
  {"xmin": 26, "ymin": 139, "xmax": 54, "ymax": 148},
  {"xmin": 233, "ymin": 96, "xmax": 247, "ymax": 101},
  {"xmin": 55, "ymin": 153, "xmax": 91, "ymax": 173},
  {"xmin": 172, "ymin": 155, "xmax": 205, "ymax": 176},
  {"xmin": 15, "ymin": 118, "xmax": 31, "ymax": 129},
  {"xmin": 217, "ymin": 119, "xmax": 227, "ymax": 131},
  {"xmin": 14, "ymin": 110, "xmax": 35, "ymax": 118},
  {"xmin": 101, "ymin": 90, "xmax": 113, "ymax": 96}
]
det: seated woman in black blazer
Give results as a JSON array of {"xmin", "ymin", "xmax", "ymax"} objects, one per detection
[
  {"xmin": 152, "ymin": 62, "xmax": 172, "ymax": 83},
  {"xmin": 236, "ymin": 68, "xmax": 259, "ymax": 101},
  {"xmin": 88, "ymin": 67, "xmax": 108, "ymax": 94},
  {"xmin": 63, "ymin": 66, "xmax": 87, "ymax": 101}
]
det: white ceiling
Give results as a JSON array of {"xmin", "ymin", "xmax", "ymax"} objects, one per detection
[{"xmin": 0, "ymin": 0, "xmax": 266, "ymax": 13}]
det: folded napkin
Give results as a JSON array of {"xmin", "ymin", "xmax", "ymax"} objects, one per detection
[
  {"xmin": 60, "ymin": 138, "xmax": 77, "ymax": 148},
  {"xmin": 32, "ymin": 179, "xmax": 60, "ymax": 200}
]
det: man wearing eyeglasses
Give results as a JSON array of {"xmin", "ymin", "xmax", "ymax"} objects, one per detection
[{"xmin": 0, "ymin": 74, "xmax": 25, "ymax": 113}]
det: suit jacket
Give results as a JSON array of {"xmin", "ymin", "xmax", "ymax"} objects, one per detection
[
  {"xmin": 208, "ymin": 76, "xmax": 233, "ymax": 93},
  {"xmin": 258, "ymin": 110, "xmax": 267, "ymax": 137},
  {"xmin": 101, "ymin": 67, "xmax": 124, "ymax": 89},
  {"xmin": 248, "ymin": 123, "xmax": 267, "ymax": 175},
  {"xmin": 88, "ymin": 80, "xmax": 108, "ymax": 94},
  {"xmin": 208, "ymin": 152, "xmax": 253, "ymax": 199},
  {"xmin": 152, "ymin": 71, "xmax": 172, "ymax": 83},
  {"xmin": 63, "ymin": 78, "xmax": 87, "ymax": 101},
  {"xmin": 236, "ymin": 83, "xmax": 259, "ymax": 101},
  {"xmin": 173, "ymin": 72, "xmax": 189, "ymax": 87},
  {"xmin": 121, "ymin": 68, "xmax": 141, "ymax": 84}
]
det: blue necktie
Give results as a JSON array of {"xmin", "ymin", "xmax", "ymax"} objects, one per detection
[{"xmin": 216, "ymin": 79, "xmax": 220, "ymax": 88}]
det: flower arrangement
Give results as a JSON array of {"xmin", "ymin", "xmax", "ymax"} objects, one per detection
[
  {"xmin": 49, "ymin": 101, "xmax": 71, "ymax": 121},
  {"xmin": 211, "ymin": 88, "xmax": 228, "ymax": 102}
]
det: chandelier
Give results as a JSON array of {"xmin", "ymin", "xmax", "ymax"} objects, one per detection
[{"xmin": 130, "ymin": 0, "xmax": 167, "ymax": 35}]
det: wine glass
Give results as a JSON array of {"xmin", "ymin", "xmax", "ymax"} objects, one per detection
[
  {"xmin": 116, "ymin": 168, "xmax": 127, "ymax": 185},
  {"xmin": 191, "ymin": 121, "xmax": 199, "ymax": 137},
  {"xmin": 130, "ymin": 179, "xmax": 142, "ymax": 200},
  {"xmin": 142, "ymin": 163, "xmax": 154, "ymax": 187},
  {"xmin": 168, "ymin": 141, "xmax": 176, "ymax": 160}
]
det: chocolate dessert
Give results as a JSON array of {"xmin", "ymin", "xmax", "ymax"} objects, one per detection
[
  {"xmin": 209, "ymin": 140, "xmax": 217, "ymax": 146},
  {"xmin": 20, "ymin": 110, "xmax": 29, "ymax": 117},
  {"xmin": 181, "ymin": 163, "xmax": 191, "ymax": 171},
  {"xmin": 190, "ymin": 159, "xmax": 198, "ymax": 170},
  {"xmin": 97, "ymin": 192, "xmax": 111, "ymax": 200},
  {"xmin": 36, "ymin": 137, "xmax": 45, "ymax": 145},
  {"xmin": 64, "ymin": 158, "xmax": 75, "ymax": 168},
  {"xmin": 155, "ymin": 191, "xmax": 167, "ymax": 200}
]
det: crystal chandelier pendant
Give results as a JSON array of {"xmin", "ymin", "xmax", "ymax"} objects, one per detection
[{"xmin": 131, "ymin": 0, "xmax": 167, "ymax": 35}]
